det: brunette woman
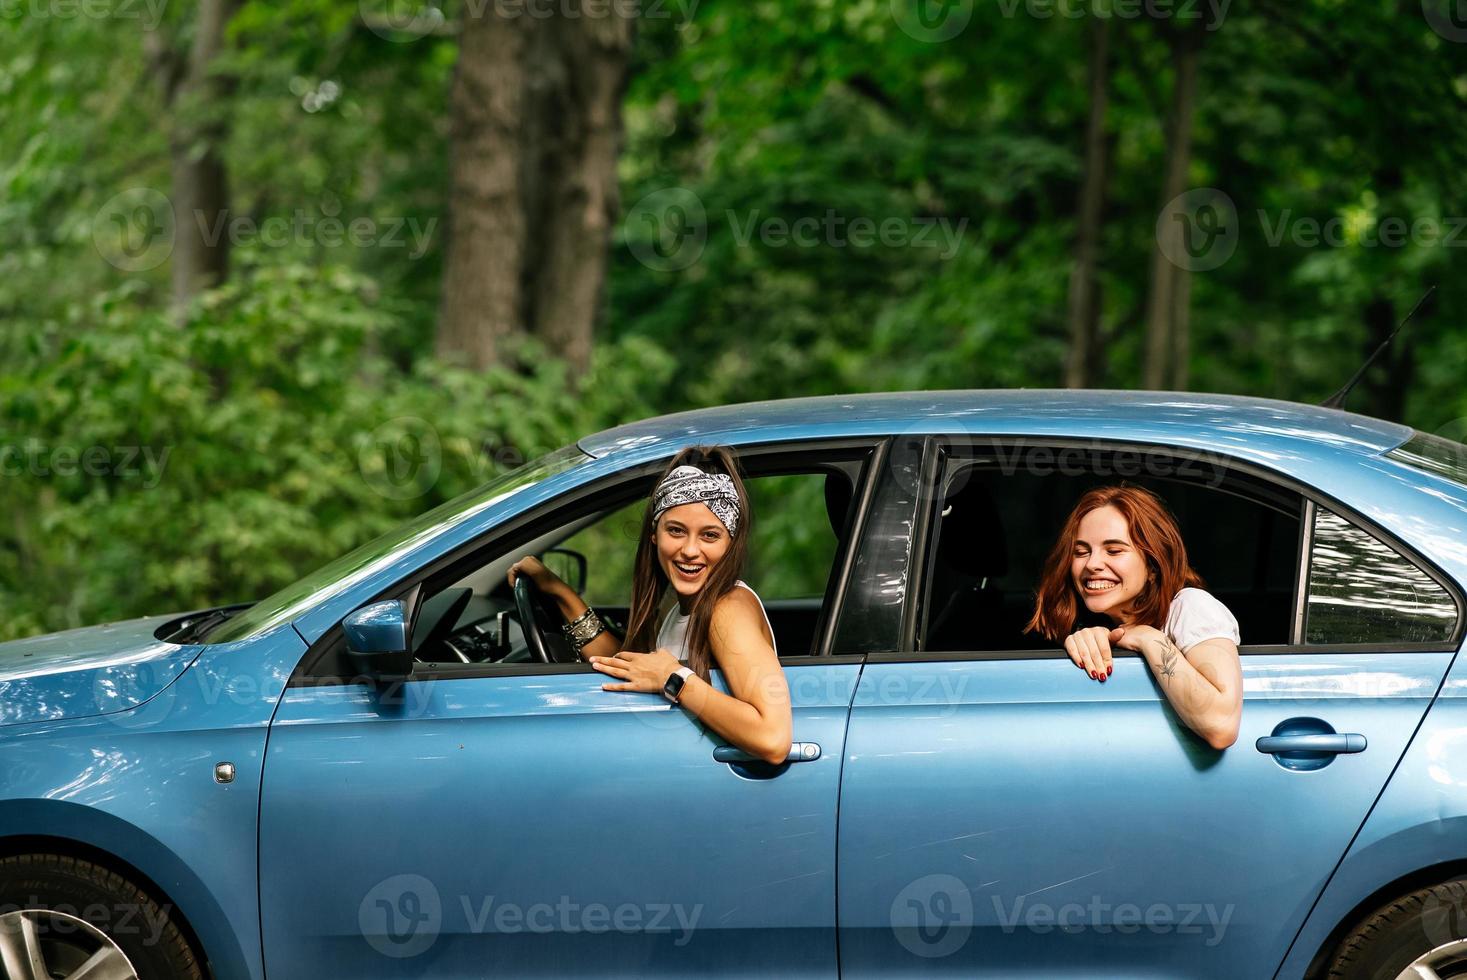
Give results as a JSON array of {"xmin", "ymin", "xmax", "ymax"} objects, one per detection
[{"xmin": 507, "ymin": 445, "xmax": 792, "ymax": 764}]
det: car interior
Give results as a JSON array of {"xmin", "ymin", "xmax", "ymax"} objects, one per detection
[
  {"xmin": 918, "ymin": 449, "xmax": 1304, "ymax": 653},
  {"xmin": 402, "ymin": 460, "xmax": 864, "ymax": 669}
]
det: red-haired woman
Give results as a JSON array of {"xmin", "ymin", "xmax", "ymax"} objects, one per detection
[{"xmin": 1026, "ymin": 484, "xmax": 1243, "ymax": 749}]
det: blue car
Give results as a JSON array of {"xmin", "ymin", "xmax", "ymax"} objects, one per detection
[{"xmin": 4, "ymin": 390, "xmax": 1467, "ymax": 980}]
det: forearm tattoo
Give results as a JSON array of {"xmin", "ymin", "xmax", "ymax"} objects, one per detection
[{"xmin": 1155, "ymin": 637, "xmax": 1182, "ymax": 683}]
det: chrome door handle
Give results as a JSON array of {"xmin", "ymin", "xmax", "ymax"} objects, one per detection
[
  {"xmin": 713, "ymin": 742, "xmax": 822, "ymax": 764},
  {"xmin": 1256, "ymin": 733, "xmax": 1367, "ymax": 755}
]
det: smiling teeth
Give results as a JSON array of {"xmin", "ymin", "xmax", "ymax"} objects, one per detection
[
  {"xmin": 1085, "ymin": 581, "xmax": 1117, "ymax": 591},
  {"xmin": 675, "ymin": 562, "xmax": 702, "ymax": 574}
]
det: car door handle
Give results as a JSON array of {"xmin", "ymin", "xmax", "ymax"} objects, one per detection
[
  {"xmin": 1256, "ymin": 733, "xmax": 1367, "ymax": 755},
  {"xmin": 713, "ymin": 742, "xmax": 822, "ymax": 764}
]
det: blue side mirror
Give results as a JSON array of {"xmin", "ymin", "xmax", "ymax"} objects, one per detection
[{"xmin": 343, "ymin": 600, "xmax": 412, "ymax": 678}]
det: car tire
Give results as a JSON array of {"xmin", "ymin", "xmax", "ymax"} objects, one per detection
[
  {"xmin": 0, "ymin": 852, "xmax": 203, "ymax": 980},
  {"xmin": 1326, "ymin": 877, "xmax": 1467, "ymax": 979}
]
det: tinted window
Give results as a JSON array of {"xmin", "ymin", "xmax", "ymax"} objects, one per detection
[
  {"xmin": 1305, "ymin": 506, "xmax": 1458, "ymax": 645},
  {"xmin": 1387, "ymin": 432, "xmax": 1467, "ymax": 489}
]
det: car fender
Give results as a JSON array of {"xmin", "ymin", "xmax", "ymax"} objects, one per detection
[{"xmin": 0, "ymin": 798, "xmax": 258, "ymax": 980}]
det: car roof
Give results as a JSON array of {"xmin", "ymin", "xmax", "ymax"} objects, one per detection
[{"xmin": 577, "ymin": 389, "xmax": 1413, "ymax": 460}]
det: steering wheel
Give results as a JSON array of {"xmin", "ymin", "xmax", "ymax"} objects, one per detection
[{"xmin": 513, "ymin": 576, "xmax": 555, "ymax": 664}]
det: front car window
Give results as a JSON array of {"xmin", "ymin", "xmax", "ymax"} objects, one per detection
[{"xmin": 204, "ymin": 444, "xmax": 589, "ymax": 644}]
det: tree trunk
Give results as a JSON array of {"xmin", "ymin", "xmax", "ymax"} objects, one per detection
[
  {"xmin": 147, "ymin": 0, "xmax": 236, "ymax": 310},
  {"xmin": 1065, "ymin": 18, "xmax": 1112, "ymax": 389},
  {"xmin": 438, "ymin": 4, "xmax": 633, "ymax": 375},
  {"xmin": 1142, "ymin": 27, "xmax": 1203, "ymax": 390},
  {"xmin": 437, "ymin": 10, "xmax": 531, "ymax": 371}
]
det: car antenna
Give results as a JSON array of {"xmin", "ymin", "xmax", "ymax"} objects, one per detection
[{"xmin": 1321, "ymin": 285, "xmax": 1436, "ymax": 411}]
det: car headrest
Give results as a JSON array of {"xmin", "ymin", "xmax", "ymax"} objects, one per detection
[
  {"xmin": 936, "ymin": 478, "xmax": 1009, "ymax": 579},
  {"xmin": 825, "ymin": 473, "xmax": 853, "ymax": 538}
]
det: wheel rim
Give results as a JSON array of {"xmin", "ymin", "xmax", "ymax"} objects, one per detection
[
  {"xmin": 1398, "ymin": 938, "xmax": 1467, "ymax": 980},
  {"xmin": 0, "ymin": 909, "xmax": 139, "ymax": 980}
]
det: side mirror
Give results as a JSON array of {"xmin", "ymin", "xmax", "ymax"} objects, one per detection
[
  {"xmin": 543, "ymin": 548, "xmax": 588, "ymax": 595},
  {"xmin": 343, "ymin": 600, "xmax": 413, "ymax": 679}
]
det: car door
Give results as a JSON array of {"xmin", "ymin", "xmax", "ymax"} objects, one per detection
[
  {"xmin": 835, "ymin": 438, "xmax": 1462, "ymax": 979},
  {"xmin": 257, "ymin": 443, "xmax": 878, "ymax": 979}
]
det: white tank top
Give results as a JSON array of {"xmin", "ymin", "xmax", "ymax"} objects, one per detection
[{"xmin": 655, "ymin": 580, "xmax": 777, "ymax": 661}]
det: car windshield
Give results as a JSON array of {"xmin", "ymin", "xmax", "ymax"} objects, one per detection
[
  {"xmin": 1386, "ymin": 431, "xmax": 1467, "ymax": 491},
  {"xmin": 204, "ymin": 444, "xmax": 590, "ymax": 644}
]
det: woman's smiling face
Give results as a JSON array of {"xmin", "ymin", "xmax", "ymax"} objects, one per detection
[
  {"xmin": 1070, "ymin": 504, "xmax": 1149, "ymax": 623},
  {"xmin": 655, "ymin": 502, "xmax": 731, "ymax": 597}
]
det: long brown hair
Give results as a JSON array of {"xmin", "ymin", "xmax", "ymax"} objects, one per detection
[
  {"xmin": 1025, "ymin": 484, "xmax": 1205, "ymax": 642},
  {"xmin": 623, "ymin": 445, "xmax": 752, "ymax": 681}
]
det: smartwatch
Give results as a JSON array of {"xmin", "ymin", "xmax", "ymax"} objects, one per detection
[{"xmin": 663, "ymin": 666, "xmax": 694, "ymax": 704}]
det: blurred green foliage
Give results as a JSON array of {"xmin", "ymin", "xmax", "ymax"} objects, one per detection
[{"xmin": 3, "ymin": 0, "xmax": 1467, "ymax": 637}]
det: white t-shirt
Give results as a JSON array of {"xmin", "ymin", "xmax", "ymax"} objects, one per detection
[
  {"xmin": 1165, "ymin": 587, "xmax": 1241, "ymax": 651},
  {"xmin": 656, "ymin": 579, "xmax": 777, "ymax": 661}
]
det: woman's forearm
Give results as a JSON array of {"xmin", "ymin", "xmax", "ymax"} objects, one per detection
[
  {"xmin": 1138, "ymin": 635, "xmax": 1238, "ymax": 749},
  {"xmin": 674, "ymin": 675, "xmax": 791, "ymax": 765},
  {"xmin": 544, "ymin": 588, "xmax": 623, "ymax": 660}
]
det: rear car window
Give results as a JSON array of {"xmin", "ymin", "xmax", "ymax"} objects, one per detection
[{"xmin": 1387, "ymin": 432, "xmax": 1467, "ymax": 489}]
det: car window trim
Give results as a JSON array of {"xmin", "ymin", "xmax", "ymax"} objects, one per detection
[
  {"xmin": 287, "ymin": 437, "xmax": 884, "ymax": 687},
  {"xmin": 901, "ymin": 435, "xmax": 1464, "ymax": 661}
]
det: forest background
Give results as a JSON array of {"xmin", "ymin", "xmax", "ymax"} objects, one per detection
[{"xmin": 4, "ymin": 0, "xmax": 1466, "ymax": 639}]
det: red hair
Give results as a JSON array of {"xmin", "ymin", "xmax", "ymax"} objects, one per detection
[{"xmin": 1025, "ymin": 484, "xmax": 1205, "ymax": 642}]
